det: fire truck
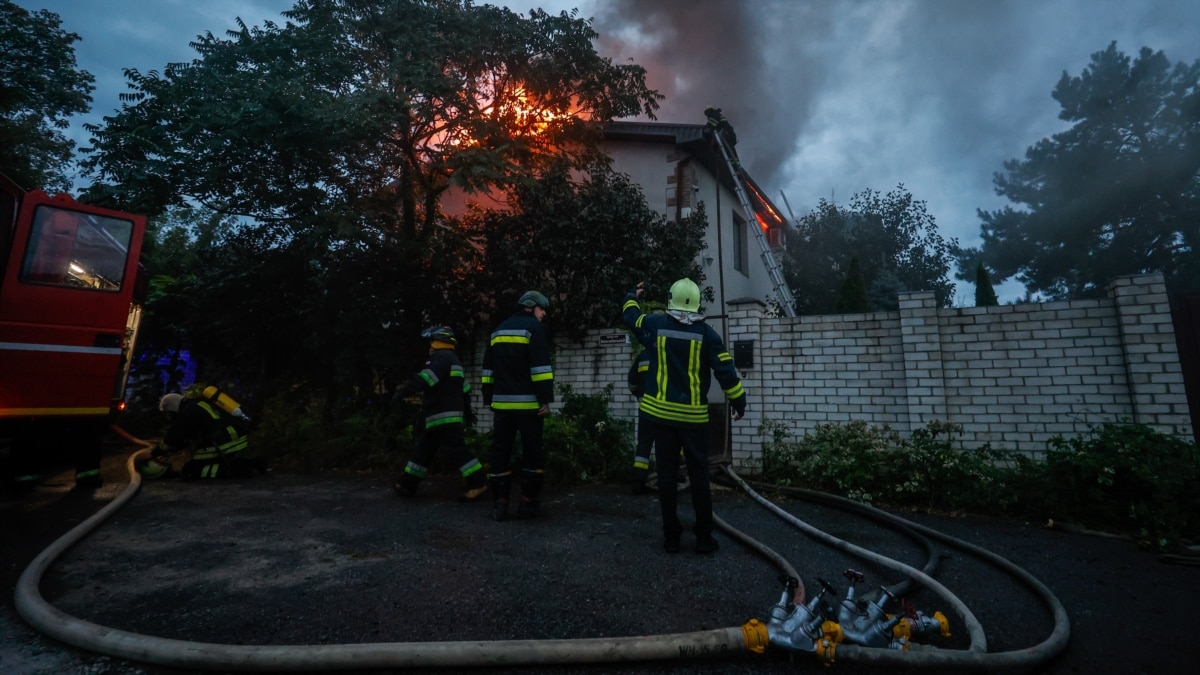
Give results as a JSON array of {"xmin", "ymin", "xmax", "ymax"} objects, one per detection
[{"xmin": 1, "ymin": 172, "xmax": 146, "ymax": 489}]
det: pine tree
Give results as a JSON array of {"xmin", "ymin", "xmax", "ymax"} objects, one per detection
[
  {"xmin": 835, "ymin": 257, "xmax": 871, "ymax": 313},
  {"xmin": 975, "ymin": 263, "xmax": 1000, "ymax": 307}
]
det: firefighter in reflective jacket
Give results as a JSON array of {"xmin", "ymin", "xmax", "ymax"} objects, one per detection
[
  {"xmin": 622, "ymin": 279, "xmax": 747, "ymax": 554},
  {"xmin": 481, "ymin": 290, "xmax": 553, "ymax": 521},
  {"xmin": 393, "ymin": 325, "xmax": 487, "ymax": 502},
  {"xmin": 140, "ymin": 389, "xmax": 259, "ymax": 480}
]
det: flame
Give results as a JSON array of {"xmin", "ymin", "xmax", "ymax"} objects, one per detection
[
  {"xmin": 506, "ymin": 87, "xmax": 562, "ymax": 135},
  {"xmin": 431, "ymin": 84, "xmax": 576, "ymax": 153},
  {"xmin": 744, "ymin": 177, "xmax": 787, "ymax": 234}
]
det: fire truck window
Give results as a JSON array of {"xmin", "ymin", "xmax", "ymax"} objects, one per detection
[{"xmin": 19, "ymin": 206, "xmax": 133, "ymax": 292}]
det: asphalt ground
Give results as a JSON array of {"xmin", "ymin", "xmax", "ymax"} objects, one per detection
[{"xmin": 3, "ymin": 439, "xmax": 1199, "ymax": 675}]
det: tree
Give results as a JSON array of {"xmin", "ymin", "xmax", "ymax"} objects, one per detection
[
  {"xmin": 783, "ymin": 185, "xmax": 958, "ymax": 315},
  {"xmin": 959, "ymin": 42, "xmax": 1200, "ymax": 300},
  {"xmin": 0, "ymin": 1, "xmax": 93, "ymax": 192},
  {"xmin": 834, "ymin": 257, "xmax": 871, "ymax": 313},
  {"xmin": 468, "ymin": 162, "xmax": 706, "ymax": 341},
  {"xmin": 79, "ymin": 0, "xmax": 662, "ymax": 410},
  {"xmin": 974, "ymin": 263, "xmax": 999, "ymax": 307}
]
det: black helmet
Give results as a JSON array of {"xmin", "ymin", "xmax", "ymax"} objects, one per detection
[
  {"xmin": 517, "ymin": 290, "xmax": 550, "ymax": 310},
  {"xmin": 420, "ymin": 325, "xmax": 456, "ymax": 344}
]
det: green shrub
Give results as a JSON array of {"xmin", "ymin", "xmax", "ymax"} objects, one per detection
[
  {"xmin": 1038, "ymin": 422, "xmax": 1200, "ymax": 550},
  {"xmin": 761, "ymin": 419, "xmax": 1009, "ymax": 511},
  {"xmin": 542, "ymin": 384, "xmax": 633, "ymax": 486},
  {"xmin": 759, "ymin": 418, "xmax": 1199, "ymax": 551},
  {"xmin": 253, "ymin": 386, "xmax": 417, "ymax": 473}
]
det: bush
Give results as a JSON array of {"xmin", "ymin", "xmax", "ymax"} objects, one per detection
[
  {"xmin": 542, "ymin": 384, "xmax": 633, "ymax": 486},
  {"xmin": 1037, "ymin": 423, "xmax": 1200, "ymax": 550},
  {"xmin": 759, "ymin": 418, "xmax": 1200, "ymax": 551},
  {"xmin": 253, "ymin": 386, "xmax": 417, "ymax": 473},
  {"xmin": 761, "ymin": 419, "xmax": 1009, "ymax": 511}
]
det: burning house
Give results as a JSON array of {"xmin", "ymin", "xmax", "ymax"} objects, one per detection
[{"xmin": 601, "ymin": 117, "xmax": 794, "ymax": 332}]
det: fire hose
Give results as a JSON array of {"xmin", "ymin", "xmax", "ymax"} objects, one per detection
[
  {"xmin": 721, "ymin": 467, "xmax": 1072, "ymax": 669},
  {"xmin": 14, "ymin": 430, "xmax": 1068, "ymax": 671}
]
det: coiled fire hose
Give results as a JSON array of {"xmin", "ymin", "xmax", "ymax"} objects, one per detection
[
  {"xmin": 14, "ymin": 429, "xmax": 1068, "ymax": 671},
  {"xmin": 723, "ymin": 466, "xmax": 1072, "ymax": 669}
]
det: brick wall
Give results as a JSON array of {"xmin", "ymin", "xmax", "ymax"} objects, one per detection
[{"xmin": 468, "ymin": 274, "xmax": 1193, "ymax": 470}]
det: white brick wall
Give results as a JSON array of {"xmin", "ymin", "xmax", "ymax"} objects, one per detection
[{"xmin": 466, "ymin": 274, "xmax": 1193, "ymax": 471}]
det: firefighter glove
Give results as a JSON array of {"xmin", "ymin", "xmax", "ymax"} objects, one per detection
[{"xmin": 731, "ymin": 397, "xmax": 746, "ymax": 418}]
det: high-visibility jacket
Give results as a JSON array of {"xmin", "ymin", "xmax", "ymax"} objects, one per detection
[
  {"xmin": 397, "ymin": 347, "xmax": 470, "ymax": 428},
  {"xmin": 482, "ymin": 310, "xmax": 554, "ymax": 412},
  {"xmin": 622, "ymin": 291, "xmax": 745, "ymax": 426},
  {"xmin": 163, "ymin": 399, "xmax": 249, "ymax": 460},
  {"xmin": 627, "ymin": 349, "xmax": 649, "ymax": 399}
]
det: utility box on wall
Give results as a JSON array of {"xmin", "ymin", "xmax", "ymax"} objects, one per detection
[{"xmin": 733, "ymin": 340, "xmax": 754, "ymax": 371}]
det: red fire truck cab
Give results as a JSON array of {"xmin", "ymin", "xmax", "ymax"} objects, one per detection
[{"xmin": 1, "ymin": 173, "xmax": 146, "ymax": 488}]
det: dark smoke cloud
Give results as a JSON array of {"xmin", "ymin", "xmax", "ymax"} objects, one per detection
[
  {"xmin": 592, "ymin": 0, "xmax": 830, "ymax": 185},
  {"xmin": 20, "ymin": 0, "xmax": 1200, "ymax": 301},
  {"xmin": 582, "ymin": 0, "xmax": 1199, "ymax": 303}
]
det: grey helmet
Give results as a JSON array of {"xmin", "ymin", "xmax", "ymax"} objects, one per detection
[
  {"xmin": 517, "ymin": 290, "xmax": 550, "ymax": 310},
  {"xmin": 420, "ymin": 324, "xmax": 456, "ymax": 344}
]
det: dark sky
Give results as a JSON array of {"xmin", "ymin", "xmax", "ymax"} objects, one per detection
[{"xmin": 20, "ymin": 0, "xmax": 1200, "ymax": 301}]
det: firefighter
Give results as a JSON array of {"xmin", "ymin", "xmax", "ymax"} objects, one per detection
[
  {"xmin": 393, "ymin": 325, "xmax": 487, "ymax": 502},
  {"xmin": 622, "ymin": 279, "xmax": 747, "ymax": 554},
  {"xmin": 139, "ymin": 388, "xmax": 261, "ymax": 480},
  {"xmin": 704, "ymin": 106, "xmax": 738, "ymax": 148},
  {"xmin": 482, "ymin": 290, "xmax": 554, "ymax": 521}
]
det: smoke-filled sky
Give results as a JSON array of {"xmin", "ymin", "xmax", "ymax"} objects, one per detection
[{"xmin": 19, "ymin": 0, "xmax": 1200, "ymax": 302}]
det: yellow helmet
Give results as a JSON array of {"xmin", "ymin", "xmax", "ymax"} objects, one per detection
[{"xmin": 667, "ymin": 278, "xmax": 700, "ymax": 312}]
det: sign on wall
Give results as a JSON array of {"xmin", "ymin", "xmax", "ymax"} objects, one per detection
[{"xmin": 599, "ymin": 334, "xmax": 629, "ymax": 347}]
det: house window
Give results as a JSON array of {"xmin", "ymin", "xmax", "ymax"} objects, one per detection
[{"xmin": 733, "ymin": 213, "xmax": 749, "ymax": 275}]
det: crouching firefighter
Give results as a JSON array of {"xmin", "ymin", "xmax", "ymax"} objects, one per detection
[
  {"xmin": 139, "ymin": 388, "xmax": 262, "ymax": 480},
  {"xmin": 393, "ymin": 325, "xmax": 488, "ymax": 502}
]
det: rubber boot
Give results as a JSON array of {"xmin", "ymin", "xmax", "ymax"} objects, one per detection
[
  {"xmin": 74, "ymin": 468, "xmax": 103, "ymax": 490},
  {"xmin": 489, "ymin": 474, "xmax": 512, "ymax": 521},
  {"xmin": 516, "ymin": 470, "xmax": 544, "ymax": 519},
  {"xmin": 458, "ymin": 471, "xmax": 488, "ymax": 503},
  {"xmin": 629, "ymin": 466, "xmax": 653, "ymax": 495}
]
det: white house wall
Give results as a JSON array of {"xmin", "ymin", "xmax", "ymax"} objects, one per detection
[{"xmin": 602, "ymin": 138, "xmax": 783, "ymax": 339}]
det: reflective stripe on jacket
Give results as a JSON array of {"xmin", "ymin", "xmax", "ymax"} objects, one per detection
[
  {"xmin": 399, "ymin": 348, "xmax": 469, "ymax": 427},
  {"xmin": 622, "ymin": 291, "xmax": 745, "ymax": 426},
  {"xmin": 189, "ymin": 400, "xmax": 248, "ymax": 459},
  {"xmin": 482, "ymin": 311, "xmax": 554, "ymax": 411}
]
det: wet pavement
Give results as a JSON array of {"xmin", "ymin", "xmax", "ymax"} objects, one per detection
[{"xmin": 3, "ymin": 444, "xmax": 1199, "ymax": 674}]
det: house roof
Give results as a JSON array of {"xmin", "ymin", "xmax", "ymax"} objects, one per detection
[
  {"xmin": 601, "ymin": 121, "xmax": 708, "ymax": 144},
  {"xmin": 601, "ymin": 120, "xmax": 790, "ymax": 232},
  {"xmin": 602, "ymin": 120, "xmax": 734, "ymax": 201}
]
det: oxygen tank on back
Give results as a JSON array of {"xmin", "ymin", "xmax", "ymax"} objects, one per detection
[{"xmin": 202, "ymin": 386, "xmax": 248, "ymax": 421}]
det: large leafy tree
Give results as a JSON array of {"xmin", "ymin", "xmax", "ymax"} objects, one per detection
[
  {"xmin": 468, "ymin": 162, "xmax": 706, "ymax": 341},
  {"xmin": 959, "ymin": 42, "xmax": 1200, "ymax": 300},
  {"xmin": 0, "ymin": 1, "xmax": 93, "ymax": 192},
  {"xmin": 79, "ymin": 0, "xmax": 661, "ymax": 408},
  {"xmin": 783, "ymin": 186, "xmax": 957, "ymax": 315}
]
